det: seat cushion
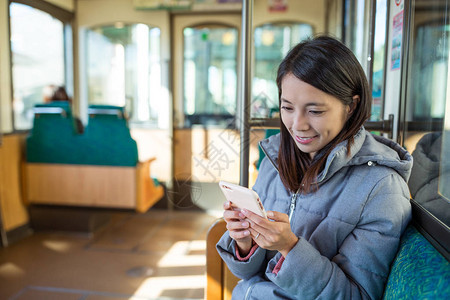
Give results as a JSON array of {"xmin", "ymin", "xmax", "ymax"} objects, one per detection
[{"xmin": 383, "ymin": 225, "xmax": 450, "ymax": 299}]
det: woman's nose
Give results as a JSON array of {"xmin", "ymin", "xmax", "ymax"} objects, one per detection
[{"xmin": 293, "ymin": 113, "xmax": 309, "ymax": 131}]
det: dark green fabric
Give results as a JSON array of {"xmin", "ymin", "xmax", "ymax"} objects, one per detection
[
  {"xmin": 83, "ymin": 106, "xmax": 138, "ymax": 166},
  {"xmin": 256, "ymin": 108, "xmax": 280, "ymax": 169},
  {"xmin": 27, "ymin": 102, "xmax": 78, "ymax": 164},
  {"xmin": 27, "ymin": 104, "xmax": 138, "ymax": 167},
  {"xmin": 256, "ymin": 129, "xmax": 279, "ymax": 169},
  {"xmin": 383, "ymin": 225, "xmax": 450, "ymax": 299}
]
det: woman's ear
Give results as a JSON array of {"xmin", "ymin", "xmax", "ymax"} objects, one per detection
[{"xmin": 348, "ymin": 95, "xmax": 360, "ymax": 116}]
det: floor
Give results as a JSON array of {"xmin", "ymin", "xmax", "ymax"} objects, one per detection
[{"xmin": 0, "ymin": 209, "xmax": 220, "ymax": 300}]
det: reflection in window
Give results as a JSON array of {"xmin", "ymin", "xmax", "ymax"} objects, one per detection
[
  {"xmin": 183, "ymin": 26, "xmax": 238, "ymax": 127},
  {"xmin": 411, "ymin": 22, "xmax": 449, "ymax": 121},
  {"xmin": 253, "ymin": 23, "xmax": 313, "ymax": 118},
  {"xmin": 441, "ymin": 124, "xmax": 450, "ymax": 202},
  {"xmin": 86, "ymin": 23, "xmax": 162, "ymax": 126},
  {"xmin": 10, "ymin": 3, "xmax": 67, "ymax": 130}
]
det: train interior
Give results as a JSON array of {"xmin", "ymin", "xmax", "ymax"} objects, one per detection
[{"xmin": 0, "ymin": 0, "xmax": 449, "ymax": 299}]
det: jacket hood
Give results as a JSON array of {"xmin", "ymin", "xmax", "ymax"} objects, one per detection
[{"xmin": 259, "ymin": 127, "xmax": 413, "ymax": 184}]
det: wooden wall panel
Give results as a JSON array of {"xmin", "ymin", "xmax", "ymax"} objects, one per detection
[
  {"xmin": 26, "ymin": 164, "xmax": 136, "ymax": 208},
  {"xmin": 0, "ymin": 135, "xmax": 29, "ymax": 231}
]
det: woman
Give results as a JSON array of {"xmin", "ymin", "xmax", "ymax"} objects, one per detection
[
  {"xmin": 43, "ymin": 85, "xmax": 84, "ymax": 134},
  {"xmin": 217, "ymin": 35, "xmax": 413, "ymax": 299}
]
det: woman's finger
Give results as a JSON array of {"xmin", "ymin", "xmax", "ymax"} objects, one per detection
[
  {"xmin": 240, "ymin": 209, "xmax": 273, "ymax": 237},
  {"xmin": 226, "ymin": 220, "xmax": 249, "ymax": 231},
  {"xmin": 229, "ymin": 229, "xmax": 250, "ymax": 240},
  {"xmin": 266, "ymin": 211, "xmax": 289, "ymax": 223},
  {"xmin": 223, "ymin": 209, "xmax": 243, "ymax": 221}
]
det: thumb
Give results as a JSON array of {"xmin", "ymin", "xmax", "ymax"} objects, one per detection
[{"xmin": 267, "ymin": 211, "xmax": 289, "ymax": 223}]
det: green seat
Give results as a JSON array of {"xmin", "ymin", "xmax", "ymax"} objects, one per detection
[
  {"xmin": 383, "ymin": 225, "xmax": 450, "ymax": 299},
  {"xmin": 256, "ymin": 129, "xmax": 279, "ymax": 169},
  {"xmin": 27, "ymin": 104, "xmax": 138, "ymax": 167},
  {"xmin": 255, "ymin": 108, "xmax": 280, "ymax": 169},
  {"xmin": 83, "ymin": 105, "xmax": 138, "ymax": 167},
  {"xmin": 26, "ymin": 102, "xmax": 79, "ymax": 164}
]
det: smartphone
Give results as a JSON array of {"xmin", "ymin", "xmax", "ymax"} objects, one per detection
[{"xmin": 219, "ymin": 180, "xmax": 267, "ymax": 219}]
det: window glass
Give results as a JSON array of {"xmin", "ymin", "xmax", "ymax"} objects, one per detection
[
  {"xmin": 183, "ymin": 26, "xmax": 238, "ymax": 127},
  {"xmin": 253, "ymin": 23, "xmax": 313, "ymax": 118},
  {"xmin": 10, "ymin": 2, "xmax": 66, "ymax": 130},
  {"xmin": 371, "ymin": 0, "xmax": 387, "ymax": 121},
  {"xmin": 343, "ymin": 0, "xmax": 370, "ymax": 73},
  {"xmin": 410, "ymin": 23, "xmax": 448, "ymax": 121},
  {"xmin": 86, "ymin": 23, "xmax": 162, "ymax": 126},
  {"xmin": 404, "ymin": 0, "xmax": 450, "ymax": 227}
]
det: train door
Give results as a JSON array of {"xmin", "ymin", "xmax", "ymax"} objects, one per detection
[{"xmin": 171, "ymin": 13, "xmax": 242, "ymax": 211}]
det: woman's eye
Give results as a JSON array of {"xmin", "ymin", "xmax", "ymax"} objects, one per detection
[
  {"xmin": 310, "ymin": 110, "xmax": 324, "ymax": 115},
  {"xmin": 281, "ymin": 106, "xmax": 293, "ymax": 111}
]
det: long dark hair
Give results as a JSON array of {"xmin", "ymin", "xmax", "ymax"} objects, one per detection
[{"xmin": 276, "ymin": 35, "xmax": 371, "ymax": 193}]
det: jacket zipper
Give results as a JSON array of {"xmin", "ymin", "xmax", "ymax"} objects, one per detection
[
  {"xmin": 288, "ymin": 192, "xmax": 298, "ymax": 222},
  {"xmin": 244, "ymin": 191, "xmax": 299, "ymax": 300},
  {"xmin": 245, "ymin": 141, "xmax": 298, "ymax": 299},
  {"xmin": 259, "ymin": 140, "xmax": 301, "ymax": 222}
]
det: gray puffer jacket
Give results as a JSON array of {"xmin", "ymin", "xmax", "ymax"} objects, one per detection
[{"xmin": 217, "ymin": 128, "xmax": 412, "ymax": 300}]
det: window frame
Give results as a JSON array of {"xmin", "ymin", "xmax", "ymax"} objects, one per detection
[
  {"xmin": 9, "ymin": 0, "xmax": 74, "ymax": 132},
  {"xmin": 84, "ymin": 22, "xmax": 163, "ymax": 128},
  {"xmin": 398, "ymin": 0, "xmax": 450, "ymax": 259},
  {"xmin": 181, "ymin": 22, "xmax": 239, "ymax": 129},
  {"xmin": 252, "ymin": 21, "xmax": 315, "ymax": 119}
]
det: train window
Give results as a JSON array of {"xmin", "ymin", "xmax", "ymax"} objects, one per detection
[
  {"xmin": 371, "ymin": 0, "xmax": 388, "ymax": 121},
  {"xmin": 9, "ymin": 2, "xmax": 72, "ymax": 130},
  {"xmin": 404, "ymin": 0, "xmax": 450, "ymax": 228},
  {"xmin": 252, "ymin": 22, "xmax": 313, "ymax": 118},
  {"xmin": 343, "ymin": 0, "xmax": 371, "ymax": 73},
  {"xmin": 85, "ymin": 23, "xmax": 162, "ymax": 127},
  {"xmin": 183, "ymin": 25, "xmax": 238, "ymax": 127},
  {"xmin": 410, "ymin": 22, "xmax": 448, "ymax": 121}
]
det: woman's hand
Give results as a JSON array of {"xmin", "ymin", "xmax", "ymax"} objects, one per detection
[
  {"xmin": 241, "ymin": 209, "xmax": 299, "ymax": 258},
  {"xmin": 223, "ymin": 201, "xmax": 253, "ymax": 256}
]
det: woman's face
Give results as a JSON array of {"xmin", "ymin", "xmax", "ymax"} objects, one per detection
[{"xmin": 280, "ymin": 73, "xmax": 353, "ymax": 159}]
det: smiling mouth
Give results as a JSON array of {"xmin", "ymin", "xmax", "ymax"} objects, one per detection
[{"xmin": 295, "ymin": 135, "xmax": 318, "ymax": 144}]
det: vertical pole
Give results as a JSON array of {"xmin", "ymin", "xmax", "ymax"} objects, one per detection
[
  {"xmin": 398, "ymin": 0, "xmax": 412, "ymax": 145},
  {"xmin": 239, "ymin": 0, "xmax": 253, "ymax": 188},
  {"xmin": 367, "ymin": 0, "xmax": 376, "ymax": 94}
]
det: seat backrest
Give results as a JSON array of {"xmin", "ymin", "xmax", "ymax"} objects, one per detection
[
  {"xmin": 383, "ymin": 224, "xmax": 450, "ymax": 299},
  {"xmin": 27, "ymin": 103, "xmax": 138, "ymax": 166},
  {"xmin": 27, "ymin": 102, "xmax": 78, "ymax": 164},
  {"xmin": 256, "ymin": 129, "xmax": 280, "ymax": 169},
  {"xmin": 84, "ymin": 104, "xmax": 138, "ymax": 166},
  {"xmin": 206, "ymin": 218, "xmax": 240, "ymax": 300}
]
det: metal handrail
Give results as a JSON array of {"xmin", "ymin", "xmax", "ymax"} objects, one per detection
[
  {"xmin": 249, "ymin": 114, "xmax": 444, "ymax": 139},
  {"xmin": 250, "ymin": 114, "xmax": 395, "ymax": 138},
  {"xmin": 88, "ymin": 108, "xmax": 124, "ymax": 119},
  {"xmin": 239, "ymin": 0, "xmax": 253, "ymax": 188},
  {"xmin": 33, "ymin": 107, "xmax": 67, "ymax": 117}
]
